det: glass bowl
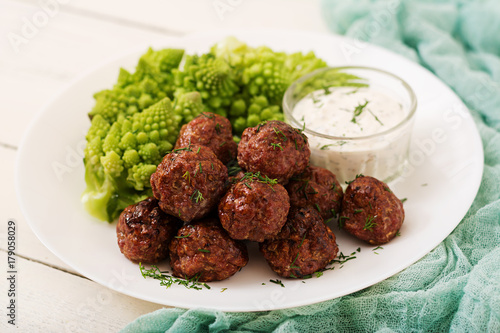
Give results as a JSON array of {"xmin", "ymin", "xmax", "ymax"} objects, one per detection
[{"xmin": 283, "ymin": 66, "xmax": 417, "ymax": 184}]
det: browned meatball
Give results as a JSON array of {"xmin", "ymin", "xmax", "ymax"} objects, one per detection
[
  {"xmin": 286, "ymin": 166, "xmax": 343, "ymax": 221},
  {"xmin": 116, "ymin": 197, "xmax": 181, "ymax": 263},
  {"xmin": 341, "ymin": 176, "xmax": 404, "ymax": 245},
  {"xmin": 150, "ymin": 145, "xmax": 228, "ymax": 223},
  {"xmin": 260, "ymin": 207, "xmax": 338, "ymax": 278},
  {"xmin": 174, "ymin": 112, "xmax": 237, "ymax": 164},
  {"xmin": 218, "ymin": 173, "xmax": 290, "ymax": 242},
  {"xmin": 168, "ymin": 218, "xmax": 249, "ymax": 282},
  {"xmin": 237, "ymin": 120, "xmax": 310, "ymax": 184}
]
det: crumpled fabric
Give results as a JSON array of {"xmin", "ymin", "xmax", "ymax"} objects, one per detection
[{"xmin": 122, "ymin": 1, "xmax": 500, "ymax": 331}]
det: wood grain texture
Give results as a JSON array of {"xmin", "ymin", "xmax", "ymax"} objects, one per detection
[
  {"xmin": 0, "ymin": 254, "xmax": 165, "ymax": 332},
  {"xmin": 0, "ymin": 0, "xmax": 177, "ymax": 147}
]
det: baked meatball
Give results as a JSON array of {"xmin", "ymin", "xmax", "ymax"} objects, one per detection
[
  {"xmin": 116, "ymin": 197, "xmax": 181, "ymax": 263},
  {"xmin": 237, "ymin": 120, "xmax": 310, "ymax": 184},
  {"xmin": 169, "ymin": 218, "xmax": 249, "ymax": 282},
  {"xmin": 260, "ymin": 207, "xmax": 338, "ymax": 278},
  {"xmin": 218, "ymin": 173, "xmax": 290, "ymax": 242},
  {"xmin": 150, "ymin": 145, "xmax": 228, "ymax": 223},
  {"xmin": 341, "ymin": 176, "xmax": 404, "ymax": 245},
  {"xmin": 174, "ymin": 112, "xmax": 237, "ymax": 164},
  {"xmin": 286, "ymin": 166, "xmax": 343, "ymax": 221}
]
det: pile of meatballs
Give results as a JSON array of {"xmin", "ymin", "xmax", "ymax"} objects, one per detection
[{"xmin": 116, "ymin": 113, "xmax": 405, "ymax": 282}]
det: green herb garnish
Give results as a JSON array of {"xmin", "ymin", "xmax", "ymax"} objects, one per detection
[
  {"xmin": 273, "ymin": 127, "xmax": 288, "ymax": 141},
  {"xmin": 190, "ymin": 189, "xmax": 204, "ymax": 203},
  {"xmin": 339, "ymin": 216, "xmax": 350, "ymax": 228},
  {"xmin": 139, "ymin": 263, "xmax": 209, "ymax": 290},
  {"xmin": 363, "ymin": 215, "xmax": 378, "ymax": 231},
  {"xmin": 270, "ymin": 279, "xmax": 285, "ymax": 287},
  {"xmin": 350, "ymin": 100, "xmax": 370, "ymax": 124},
  {"xmin": 182, "ymin": 171, "xmax": 191, "ymax": 184},
  {"xmin": 314, "ymin": 203, "xmax": 321, "ymax": 212},
  {"xmin": 270, "ymin": 142, "xmax": 284, "ymax": 151}
]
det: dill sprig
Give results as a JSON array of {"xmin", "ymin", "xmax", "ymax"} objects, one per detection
[
  {"xmin": 239, "ymin": 172, "xmax": 278, "ymax": 189},
  {"xmin": 350, "ymin": 100, "xmax": 370, "ymax": 124},
  {"xmin": 139, "ymin": 263, "xmax": 210, "ymax": 290},
  {"xmin": 273, "ymin": 127, "xmax": 288, "ymax": 141},
  {"xmin": 190, "ymin": 189, "xmax": 204, "ymax": 203},
  {"xmin": 182, "ymin": 171, "xmax": 191, "ymax": 184},
  {"xmin": 363, "ymin": 215, "xmax": 378, "ymax": 231},
  {"xmin": 172, "ymin": 139, "xmax": 192, "ymax": 154},
  {"xmin": 269, "ymin": 279, "xmax": 285, "ymax": 287},
  {"xmin": 270, "ymin": 142, "xmax": 284, "ymax": 151}
]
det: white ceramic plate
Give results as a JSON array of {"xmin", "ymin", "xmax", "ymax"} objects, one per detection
[{"xmin": 16, "ymin": 30, "xmax": 483, "ymax": 312}]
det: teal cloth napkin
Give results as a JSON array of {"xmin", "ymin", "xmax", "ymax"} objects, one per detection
[{"xmin": 122, "ymin": 1, "xmax": 500, "ymax": 331}]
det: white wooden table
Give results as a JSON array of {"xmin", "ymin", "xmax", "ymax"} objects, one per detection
[{"xmin": 0, "ymin": 0, "xmax": 329, "ymax": 331}]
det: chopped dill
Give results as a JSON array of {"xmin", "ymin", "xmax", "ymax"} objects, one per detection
[
  {"xmin": 363, "ymin": 215, "xmax": 378, "ymax": 231},
  {"xmin": 270, "ymin": 142, "xmax": 284, "ymax": 151},
  {"xmin": 338, "ymin": 216, "xmax": 350, "ymax": 228},
  {"xmin": 273, "ymin": 127, "xmax": 288, "ymax": 141},
  {"xmin": 240, "ymin": 172, "xmax": 278, "ymax": 190},
  {"xmin": 182, "ymin": 171, "xmax": 191, "ymax": 184},
  {"xmin": 139, "ymin": 263, "xmax": 210, "ymax": 290},
  {"xmin": 314, "ymin": 203, "xmax": 321, "ymax": 212},
  {"xmin": 190, "ymin": 189, "xmax": 204, "ymax": 203},
  {"xmin": 350, "ymin": 100, "xmax": 370, "ymax": 124},
  {"xmin": 270, "ymin": 279, "xmax": 285, "ymax": 287}
]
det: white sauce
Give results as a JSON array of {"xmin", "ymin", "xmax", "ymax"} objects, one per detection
[
  {"xmin": 291, "ymin": 86, "xmax": 412, "ymax": 184},
  {"xmin": 293, "ymin": 87, "xmax": 404, "ymax": 138}
]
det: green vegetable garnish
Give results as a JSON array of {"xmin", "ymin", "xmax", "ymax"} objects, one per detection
[{"xmin": 139, "ymin": 263, "xmax": 210, "ymax": 290}]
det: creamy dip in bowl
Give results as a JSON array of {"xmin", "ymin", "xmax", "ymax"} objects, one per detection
[{"xmin": 283, "ymin": 66, "xmax": 417, "ymax": 184}]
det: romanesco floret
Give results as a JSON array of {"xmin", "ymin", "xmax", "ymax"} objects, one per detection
[
  {"xmin": 88, "ymin": 48, "xmax": 184, "ymax": 123},
  {"xmin": 230, "ymin": 96, "xmax": 283, "ymax": 134},
  {"xmin": 172, "ymin": 91, "xmax": 205, "ymax": 124},
  {"xmin": 240, "ymin": 47, "xmax": 290, "ymax": 105},
  {"xmin": 174, "ymin": 53, "xmax": 239, "ymax": 116},
  {"xmin": 210, "ymin": 38, "xmax": 328, "ymax": 135}
]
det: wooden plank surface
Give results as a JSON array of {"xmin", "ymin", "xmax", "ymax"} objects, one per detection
[
  {"xmin": 0, "ymin": 253, "xmax": 164, "ymax": 332},
  {"xmin": 0, "ymin": 0, "xmax": 177, "ymax": 147}
]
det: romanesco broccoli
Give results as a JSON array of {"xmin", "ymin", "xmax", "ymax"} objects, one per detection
[
  {"xmin": 88, "ymin": 48, "xmax": 184, "ymax": 123},
  {"xmin": 173, "ymin": 53, "xmax": 239, "ymax": 117},
  {"xmin": 211, "ymin": 38, "xmax": 328, "ymax": 134}
]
